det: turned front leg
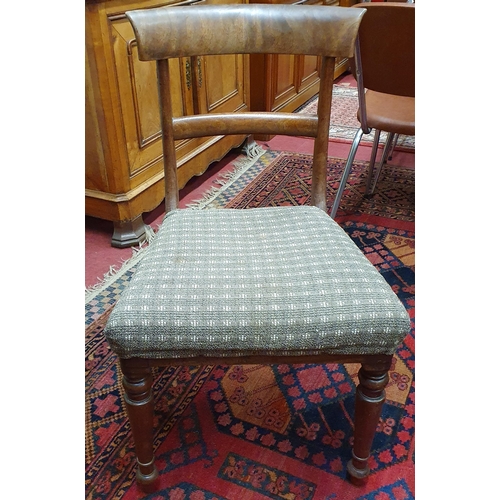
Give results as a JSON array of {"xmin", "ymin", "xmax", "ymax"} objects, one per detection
[
  {"xmin": 347, "ymin": 359, "xmax": 392, "ymax": 483},
  {"xmin": 120, "ymin": 359, "xmax": 159, "ymax": 489}
]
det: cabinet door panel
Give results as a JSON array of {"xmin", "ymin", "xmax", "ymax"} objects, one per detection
[
  {"xmin": 200, "ymin": 54, "xmax": 247, "ymax": 113},
  {"xmin": 85, "ymin": 47, "xmax": 108, "ymax": 192},
  {"xmin": 275, "ymin": 55, "xmax": 295, "ymax": 96},
  {"xmin": 111, "ymin": 19, "xmax": 188, "ymax": 178},
  {"xmin": 268, "ymin": 54, "xmax": 297, "ymax": 110},
  {"xmin": 299, "ymin": 55, "xmax": 321, "ymax": 91},
  {"xmin": 86, "ymin": 0, "xmax": 251, "ymax": 236},
  {"xmin": 110, "ymin": 17, "xmax": 217, "ymax": 187}
]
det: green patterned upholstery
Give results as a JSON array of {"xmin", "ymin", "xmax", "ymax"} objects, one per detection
[{"xmin": 104, "ymin": 206, "xmax": 410, "ymax": 359}]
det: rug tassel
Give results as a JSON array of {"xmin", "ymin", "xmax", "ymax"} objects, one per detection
[
  {"xmin": 241, "ymin": 141, "xmax": 264, "ymax": 160},
  {"xmin": 186, "ymin": 144, "xmax": 266, "ymax": 210},
  {"xmin": 85, "ymin": 225, "xmax": 157, "ymax": 303}
]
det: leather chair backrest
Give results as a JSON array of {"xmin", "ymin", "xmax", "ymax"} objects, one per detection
[{"xmin": 353, "ymin": 2, "xmax": 415, "ymax": 97}]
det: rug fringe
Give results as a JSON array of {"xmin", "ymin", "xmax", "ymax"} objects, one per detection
[
  {"xmin": 85, "ymin": 225, "xmax": 156, "ymax": 304},
  {"xmin": 186, "ymin": 144, "xmax": 266, "ymax": 210}
]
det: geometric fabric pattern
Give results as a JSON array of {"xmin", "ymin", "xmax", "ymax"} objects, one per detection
[{"xmin": 104, "ymin": 206, "xmax": 410, "ymax": 359}]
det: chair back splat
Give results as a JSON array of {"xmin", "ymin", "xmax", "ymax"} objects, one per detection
[{"xmin": 103, "ymin": 4, "xmax": 411, "ymax": 491}]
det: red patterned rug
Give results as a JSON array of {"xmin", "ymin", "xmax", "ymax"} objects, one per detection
[{"xmin": 85, "ymin": 151, "xmax": 415, "ymax": 499}]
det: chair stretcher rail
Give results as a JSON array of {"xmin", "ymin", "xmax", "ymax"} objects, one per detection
[{"xmin": 172, "ymin": 113, "xmax": 318, "ymax": 140}]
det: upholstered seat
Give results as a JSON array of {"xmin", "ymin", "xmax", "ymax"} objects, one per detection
[{"xmin": 106, "ymin": 206, "xmax": 409, "ymax": 359}]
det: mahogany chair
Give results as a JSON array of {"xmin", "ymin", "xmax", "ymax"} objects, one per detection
[
  {"xmin": 103, "ymin": 4, "xmax": 410, "ymax": 491},
  {"xmin": 330, "ymin": 1, "xmax": 415, "ymax": 218}
]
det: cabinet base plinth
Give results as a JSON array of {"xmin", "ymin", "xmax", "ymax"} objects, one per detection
[{"xmin": 111, "ymin": 216, "xmax": 148, "ymax": 248}]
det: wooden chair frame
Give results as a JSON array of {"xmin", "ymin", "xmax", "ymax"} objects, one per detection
[{"xmin": 116, "ymin": 4, "xmax": 399, "ymax": 490}]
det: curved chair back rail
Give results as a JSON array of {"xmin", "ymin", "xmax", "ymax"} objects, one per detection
[
  {"xmin": 172, "ymin": 113, "xmax": 319, "ymax": 140},
  {"xmin": 126, "ymin": 4, "xmax": 365, "ymax": 60}
]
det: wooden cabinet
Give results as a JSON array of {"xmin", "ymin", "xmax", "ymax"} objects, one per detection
[
  {"xmin": 86, "ymin": 0, "xmax": 250, "ymax": 247},
  {"xmin": 249, "ymin": 0, "xmax": 354, "ymax": 140}
]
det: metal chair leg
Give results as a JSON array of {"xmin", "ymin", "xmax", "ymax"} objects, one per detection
[
  {"xmin": 330, "ymin": 127, "xmax": 364, "ymax": 219},
  {"xmin": 364, "ymin": 129, "xmax": 381, "ymax": 194},
  {"xmin": 388, "ymin": 133, "xmax": 399, "ymax": 161},
  {"xmin": 366, "ymin": 131, "xmax": 395, "ymax": 197}
]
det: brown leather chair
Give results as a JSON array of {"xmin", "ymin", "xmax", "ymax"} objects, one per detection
[
  {"xmin": 103, "ymin": 4, "xmax": 410, "ymax": 491},
  {"xmin": 330, "ymin": 1, "xmax": 415, "ymax": 218}
]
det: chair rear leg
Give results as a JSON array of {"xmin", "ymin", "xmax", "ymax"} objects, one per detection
[
  {"xmin": 366, "ymin": 132, "xmax": 394, "ymax": 197},
  {"xmin": 330, "ymin": 127, "xmax": 364, "ymax": 218},
  {"xmin": 347, "ymin": 359, "xmax": 391, "ymax": 483},
  {"xmin": 120, "ymin": 359, "xmax": 159, "ymax": 489},
  {"xmin": 364, "ymin": 129, "xmax": 381, "ymax": 194},
  {"xmin": 388, "ymin": 133, "xmax": 399, "ymax": 161}
]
